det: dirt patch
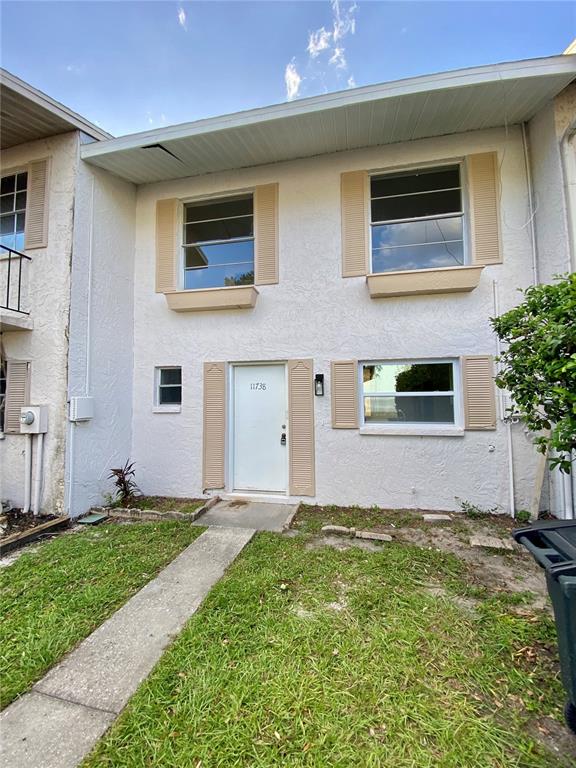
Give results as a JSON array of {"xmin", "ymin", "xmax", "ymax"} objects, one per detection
[
  {"xmin": 529, "ymin": 716, "xmax": 576, "ymax": 767},
  {"xmin": 397, "ymin": 525, "xmax": 550, "ymax": 610},
  {"xmin": 228, "ymin": 500, "xmax": 249, "ymax": 509}
]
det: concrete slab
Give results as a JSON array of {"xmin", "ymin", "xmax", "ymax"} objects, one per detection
[
  {"xmin": 422, "ymin": 514, "xmax": 452, "ymax": 522},
  {"xmin": 470, "ymin": 534, "xmax": 514, "ymax": 551},
  {"xmin": 195, "ymin": 499, "xmax": 298, "ymax": 532},
  {"xmin": 0, "ymin": 692, "xmax": 114, "ymax": 768},
  {"xmin": 34, "ymin": 526, "xmax": 255, "ymax": 714}
]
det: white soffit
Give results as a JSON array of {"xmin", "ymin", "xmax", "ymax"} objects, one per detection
[
  {"xmin": 1, "ymin": 68, "xmax": 111, "ymax": 149},
  {"xmin": 81, "ymin": 55, "xmax": 576, "ymax": 185}
]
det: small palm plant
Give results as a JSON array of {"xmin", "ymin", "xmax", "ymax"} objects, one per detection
[{"xmin": 108, "ymin": 460, "xmax": 138, "ymax": 506}]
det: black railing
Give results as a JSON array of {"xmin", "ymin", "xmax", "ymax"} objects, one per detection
[{"xmin": 0, "ymin": 245, "xmax": 31, "ymax": 315}]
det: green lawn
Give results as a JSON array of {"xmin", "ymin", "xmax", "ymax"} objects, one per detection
[
  {"xmin": 0, "ymin": 521, "xmax": 203, "ymax": 709},
  {"xmin": 85, "ymin": 533, "xmax": 565, "ymax": 768}
]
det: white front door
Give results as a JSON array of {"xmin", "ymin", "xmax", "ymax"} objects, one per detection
[{"xmin": 233, "ymin": 364, "xmax": 288, "ymax": 493}]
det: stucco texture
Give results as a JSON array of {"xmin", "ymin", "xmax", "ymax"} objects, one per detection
[
  {"xmin": 1, "ymin": 133, "xmax": 78, "ymax": 514},
  {"xmin": 66, "ymin": 164, "xmax": 136, "ymax": 516},
  {"xmin": 129, "ymin": 126, "xmax": 544, "ymax": 513}
]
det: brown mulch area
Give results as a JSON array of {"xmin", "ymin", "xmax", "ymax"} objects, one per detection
[{"xmin": 0, "ymin": 509, "xmax": 57, "ymax": 538}]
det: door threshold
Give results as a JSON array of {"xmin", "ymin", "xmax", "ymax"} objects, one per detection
[{"xmin": 224, "ymin": 491, "xmax": 292, "ymax": 505}]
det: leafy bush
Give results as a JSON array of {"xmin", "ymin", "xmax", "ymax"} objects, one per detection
[{"xmin": 491, "ymin": 274, "xmax": 575, "ymax": 473}]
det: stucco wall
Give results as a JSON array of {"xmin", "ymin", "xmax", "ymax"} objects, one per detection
[
  {"xmin": 528, "ymin": 101, "xmax": 572, "ymax": 284},
  {"xmin": 0, "ymin": 133, "xmax": 78, "ymax": 513},
  {"xmin": 528, "ymin": 87, "xmax": 575, "ymax": 517},
  {"xmin": 128, "ymin": 125, "xmax": 544, "ymax": 513},
  {"xmin": 66, "ymin": 164, "xmax": 136, "ymax": 515}
]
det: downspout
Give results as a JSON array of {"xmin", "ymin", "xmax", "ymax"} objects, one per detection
[
  {"xmin": 560, "ymin": 115, "xmax": 576, "ymax": 518},
  {"xmin": 521, "ymin": 122, "xmax": 539, "ymax": 285},
  {"xmin": 23, "ymin": 433, "xmax": 33, "ymax": 514},
  {"xmin": 32, "ymin": 432, "xmax": 44, "ymax": 515},
  {"xmin": 493, "ymin": 279, "xmax": 515, "ymax": 517}
]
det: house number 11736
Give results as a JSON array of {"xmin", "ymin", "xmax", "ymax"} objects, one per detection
[{"xmin": 250, "ymin": 382, "xmax": 266, "ymax": 390}]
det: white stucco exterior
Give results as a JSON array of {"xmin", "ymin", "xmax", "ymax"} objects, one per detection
[
  {"xmin": 128, "ymin": 125, "xmax": 547, "ymax": 513},
  {"xmin": 66, "ymin": 164, "xmax": 136, "ymax": 515},
  {"xmin": 2, "ymin": 68, "xmax": 573, "ymax": 520},
  {"xmin": 1, "ymin": 132, "xmax": 78, "ymax": 513}
]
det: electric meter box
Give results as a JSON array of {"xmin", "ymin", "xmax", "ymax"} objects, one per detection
[
  {"xmin": 19, "ymin": 405, "xmax": 48, "ymax": 434},
  {"xmin": 69, "ymin": 396, "xmax": 94, "ymax": 422}
]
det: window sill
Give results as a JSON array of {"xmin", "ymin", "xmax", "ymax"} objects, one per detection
[
  {"xmin": 366, "ymin": 265, "xmax": 484, "ymax": 299},
  {"xmin": 164, "ymin": 286, "xmax": 259, "ymax": 313},
  {"xmin": 360, "ymin": 426, "xmax": 465, "ymax": 437},
  {"xmin": 153, "ymin": 406, "xmax": 181, "ymax": 414}
]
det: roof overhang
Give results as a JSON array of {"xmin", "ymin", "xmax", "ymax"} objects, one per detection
[
  {"xmin": 1, "ymin": 68, "xmax": 112, "ymax": 149},
  {"xmin": 81, "ymin": 55, "xmax": 576, "ymax": 186}
]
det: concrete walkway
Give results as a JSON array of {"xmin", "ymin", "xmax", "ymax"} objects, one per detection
[
  {"xmin": 0, "ymin": 526, "xmax": 255, "ymax": 768},
  {"xmin": 195, "ymin": 498, "xmax": 298, "ymax": 532}
]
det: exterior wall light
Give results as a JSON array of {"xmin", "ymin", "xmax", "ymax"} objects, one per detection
[{"xmin": 314, "ymin": 374, "xmax": 324, "ymax": 396}]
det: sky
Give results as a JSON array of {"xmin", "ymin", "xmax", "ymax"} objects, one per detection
[{"xmin": 1, "ymin": 1, "xmax": 575, "ymax": 137}]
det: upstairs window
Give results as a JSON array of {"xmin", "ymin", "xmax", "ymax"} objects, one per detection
[
  {"xmin": 183, "ymin": 194, "xmax": 254, "ymax": 290},
  {"xmin": 370, "ymin": 165, "xmax": 464, "ymax": 273},
  {"xmin": 0, "ymin": 172, "xmax": 27, "ymax": 252},
  {"xmin": 362, "ymin": 360, "xmax": 457, "ymax": 425}
]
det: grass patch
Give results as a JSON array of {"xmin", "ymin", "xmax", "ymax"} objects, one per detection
[
  {"xmin": 122, "ymin": 496, "xmax": 206, "ymax": 515},
  {"xmin": 85, "ymin": 534, "xmax": 564, "ymax": 768},
  {"xmin": 292, "ymin": 503, "xmax": 419, "ymax": 533},
  {"xmin": 0, "ymin": 521, "xmax": 203, "ymax": 708}
]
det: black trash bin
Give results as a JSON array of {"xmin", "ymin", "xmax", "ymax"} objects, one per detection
[{"xmin": 513, "ymin": 520, "xmax": 576, "ymax": 734}]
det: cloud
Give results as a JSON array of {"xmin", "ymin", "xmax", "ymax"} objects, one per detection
[
  {"xmin": 329, "ymin": 47, "xmax": 347, "ymax": 69},
  {"xmin": 332, "ymin": 0, "xmax": 357, "ymax": 42},
  {"xmin": 65, "ymin": 63, "xmax": 84, "ymax": 74},
  {"xmin": 307, "ymin": 27, "xmax": 331, "ymax": 58},
  {"xmin": 284, "ymin": 1, "xmax": 357, "ymax": 101},
  {"xmin": 177, "ymin": 5, "xmax": 187, "ymax": 30},
  {"xmin": 285, "ymin": 59, "xmax": 302, "ymax": 101}
]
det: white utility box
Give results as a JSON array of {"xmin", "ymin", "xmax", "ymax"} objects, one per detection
[
  {"xmin": 20, "ymin": 405, "xmax": 48, "ymax": 434},
  {"xmin": 69, "ymin": 396, "xmax": 94, "ymax": 422}
]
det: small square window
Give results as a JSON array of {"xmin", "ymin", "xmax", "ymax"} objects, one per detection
[{"xmin": 156, "ymin": 367, "xmax": 182, "ymax": 408}]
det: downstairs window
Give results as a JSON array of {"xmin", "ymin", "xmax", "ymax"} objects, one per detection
[{"xmin": 362, "ymin": 360, "xmax": 457, "ymax": 425}]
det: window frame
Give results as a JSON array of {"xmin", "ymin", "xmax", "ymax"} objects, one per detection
[
  {"xmin": 179, "ymin": 190, "xmax": 255, "ymax": 291},
  {"xmin": 358, "ymin": 358, "xmax": 462, "ymax": 430},
  {"xmin": 154, "ymin": 366, "xmax": 182, "ymax": 413},
  {"xmin": 0, "ymin": 166, "xmax": 28, "ymax": 254},
  {"xmin": 368, "ymin": 160, "xmax": 470, "ymax": 276}
]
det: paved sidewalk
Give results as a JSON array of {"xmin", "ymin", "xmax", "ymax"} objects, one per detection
[
  {"xmin": 195, "ymin": 498, "xmax": 298, "ymax": 532},
  {"xmin": 0, "ymin": 526, "xmax": 255, "ymax": 768}
]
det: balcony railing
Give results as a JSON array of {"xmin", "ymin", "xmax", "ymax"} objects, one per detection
[{"xmin": 0, "ymin": 245, "xmax": 31, "ymax": 315}]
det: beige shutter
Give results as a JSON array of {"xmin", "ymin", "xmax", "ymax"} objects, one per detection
[
  {"xmin": 341, "ymin": 171, "xmax": 368, "ymax": 277},
  {"xmin": 155, "ymin": 198, "xmax": 178, "ymax": 293},
  {"xmin": 288, "ymin": 359, "xmax": 315, "ymax": 496},
  {"xmin": 24, "ymin": 159, "xmax": 50, "ymax": 250},
  {"xmin": 202, "ymin": 362, "xmax": 226, "ymax": 489},
  {"xmin": 462, "ymin": 356, "xmax": 496, "ymax": 430},
  {"xmin": 254, "ymin": 183, "xmax": 279, "ymax": 285},
  {"xmin": 4, "ymin": 360, "xmax": 30, "ymax": 434},
  {"xmin": 467, "ymin": 153, "xmax": 502, "ymax": 265},
  {"xmin": 331, "ymin": 360, "xmax": 358, "ymax": 428}
]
